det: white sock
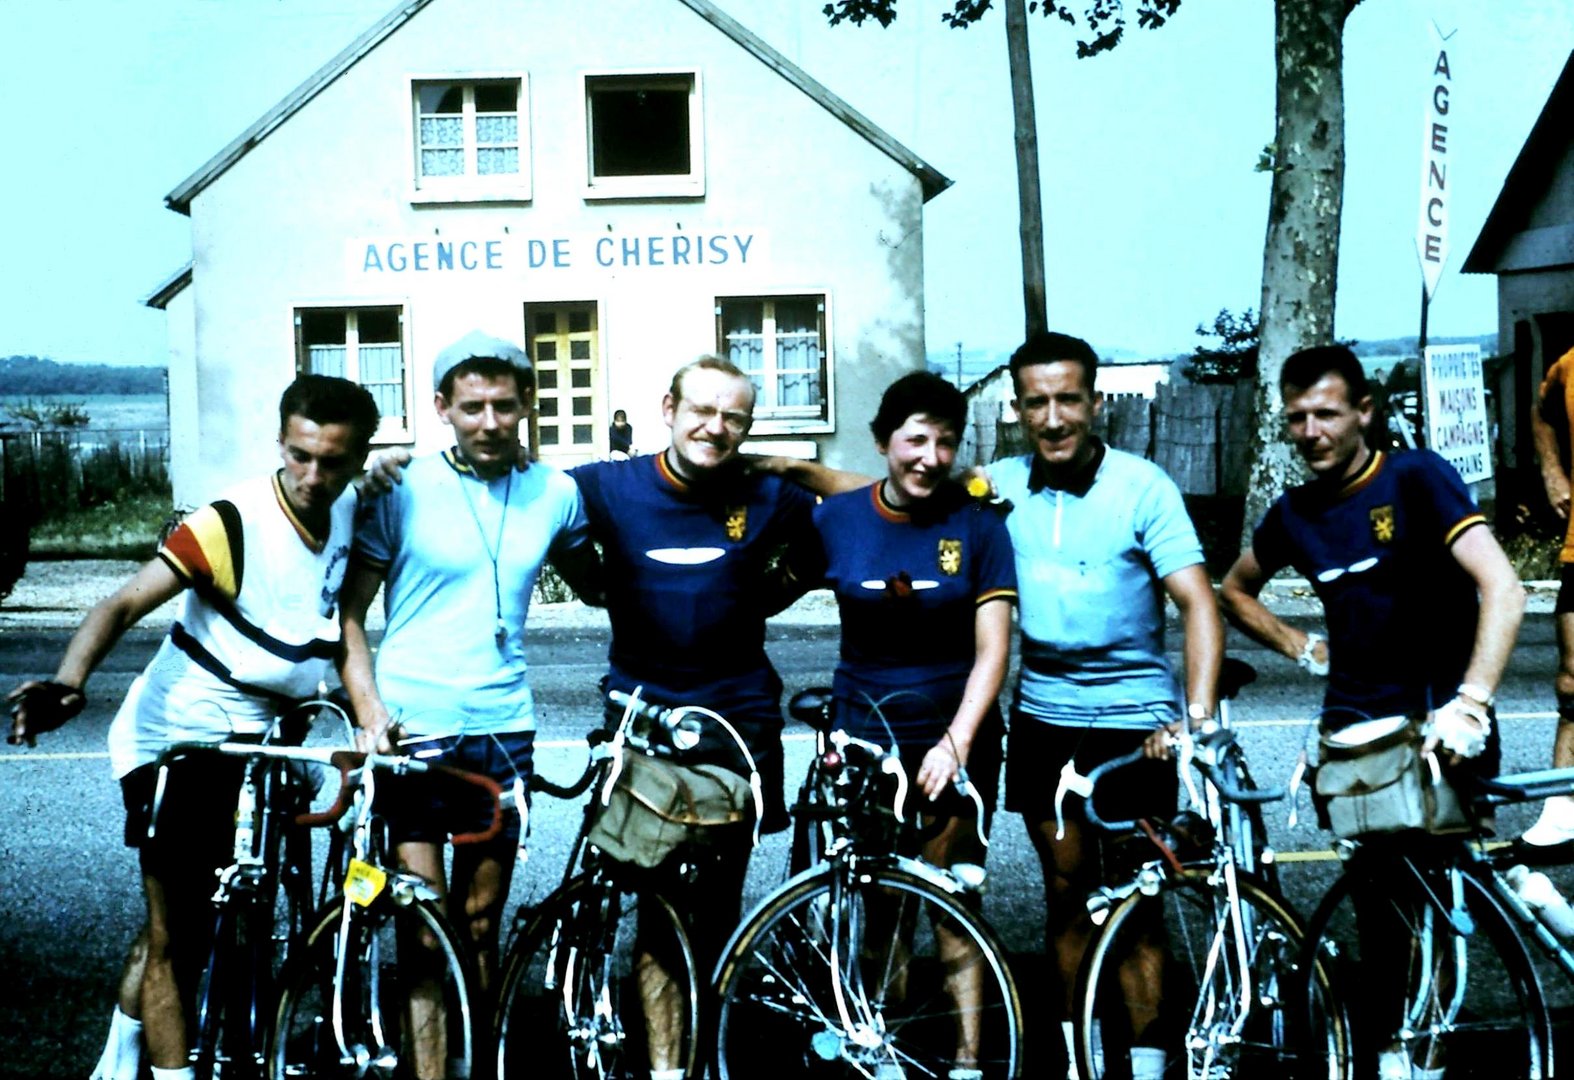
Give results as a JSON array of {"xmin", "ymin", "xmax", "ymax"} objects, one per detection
[
  {"xmin": 150, "ymin": 1067, "xmax": 196, "ymax": 1080},
  {"xmin": 1130, "ymin": 1046, "xmax": 1166, "ymax": 1080},
  {"xmin": 89, "ymin": 1007, "xmax": 143, "ymax": 1080},
  {"xmin": 1411, "ymin": 1068, "xmax": 1445, "ymax": 1080},
  {"xmin": 1062, "ymin": 1020, "xmax": 1081, "ymax": 1079},
  {"xmin": 650, "ymin": 1070, "xmax": 685, "ymax": 1080}
]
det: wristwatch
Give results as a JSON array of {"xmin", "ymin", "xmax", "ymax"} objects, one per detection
[
  {"xmin": 1187, "ymin": 702, "xmax": 1211, "ymax": 723},
  {"xmin": 1457, "ymin": 682, "xmax": 1495, "ymax": 708}
]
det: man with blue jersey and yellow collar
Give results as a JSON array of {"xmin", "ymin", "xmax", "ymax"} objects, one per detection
[{"xmin": 1220, "ymin": 343, "xmax": 1523, "ymax": 1080}]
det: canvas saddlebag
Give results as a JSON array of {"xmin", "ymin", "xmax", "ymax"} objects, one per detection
[
  {"xmin": 586, "ymin": 750, "xmax": 754, "ymax": 869},
  {"xmin": 1313, "ymin": 715, "xmax": 1470, "ymax": 839}
]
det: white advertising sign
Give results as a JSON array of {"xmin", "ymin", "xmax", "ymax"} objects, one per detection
[
  {"xmin": 1416, "ymin": 24, "xmax": 1454, "ymax": 299},
  {"xmin": 1424, "ymin": 343, "xmax": 1490, "ymax": 484}
]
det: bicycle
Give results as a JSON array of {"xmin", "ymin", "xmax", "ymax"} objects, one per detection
[
  {"xmin": 711, "ymin": 687, "xmax": 1024, "ymax": 1080},
  {"xmin": 148, "ymin": 697, "xmax": 350, "ymax": 1080},
  {"xmin": 1293, "ymin": 764, "xmax": 1574, "ymax": 1079},
  {"xmin": 267, "ymin": 729, "xmax": 508, "ymax": 1080},
  {"xmin": 492, "ymin": 687, "xmax": 759, "ymax": 1080},
  {"xmin": 1061, "ymin": 659, "xmax": 1351, "ymax": 1079}
]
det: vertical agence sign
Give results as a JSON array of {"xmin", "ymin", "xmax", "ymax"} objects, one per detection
[
  {"xmin": 1424, "ymin": 344, "xmax": 1491, "ymax": 484},
  {"xmin": 1416, "ymin": 24, "xmax": 1454, "ymax": 299}
]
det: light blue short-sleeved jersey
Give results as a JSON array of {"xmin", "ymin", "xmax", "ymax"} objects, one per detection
[
  {"xmin": 990, "ymin": 446, "xmax": 1203, "ymax": 729},
  {"xmin": 354, "ymin": 450, "xmax": 590, "ymax": 736}
]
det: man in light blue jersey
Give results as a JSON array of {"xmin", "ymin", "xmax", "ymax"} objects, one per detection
[{"xmin": 339, "ymin": 331, "xmax": 599, "ymax": 1001}]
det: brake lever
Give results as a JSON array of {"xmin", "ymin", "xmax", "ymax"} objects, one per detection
[{"xmin": 1054, "ymin": 760, "xmax": 1093, "ymax": 841}]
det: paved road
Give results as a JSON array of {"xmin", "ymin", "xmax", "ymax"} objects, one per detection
[{"xmin": 2, "ymin": 613, "xmax": 1570, "ymax": 1077}]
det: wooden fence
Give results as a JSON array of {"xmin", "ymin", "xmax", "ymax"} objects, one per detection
[
  {"xmin": 0, "ymin": 428, "xmax": 170, "ymax": 520},
  {"xmin": 967, "ymin": 381, "xmax": 1258, "ymax": 496}
]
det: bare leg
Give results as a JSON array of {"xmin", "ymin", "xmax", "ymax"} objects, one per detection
[
  {"xmin": 139, "ymin": 875, "xmax": 190, "ymax": 1070},
  {"xmin": 449, "ymin": 844, "xmax": 514, "ymax": 995},
  {"xmin": 398, "ymin": 841, "xmax": 450, "ymax": 1080},
  {"xmin": 924, "ymin": 816, "xmax": 987, "ymax": 1068}
]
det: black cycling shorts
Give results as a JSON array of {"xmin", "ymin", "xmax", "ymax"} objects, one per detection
[
  {"xmin": 120, "ymin": 756, "xmax": 244, "ymax": 880},
  {"xmin": 1557, "ymin": 564, "xmax": 1574, "ymax": 615},
  {"xmin": 381, "ymin": 731, "xmax": 534, "ymax": 851},
  {"xmin": 1004, "ymin": 715, "xmax": 1178, "ymax": 827}
]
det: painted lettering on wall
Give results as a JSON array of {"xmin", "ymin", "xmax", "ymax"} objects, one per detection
[{"xmin": 349, "ymin": 232, "xmax": 762, "ymax": 276}]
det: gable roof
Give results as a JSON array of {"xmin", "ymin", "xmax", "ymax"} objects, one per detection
[
  {"xmin": 1462, "ymin": 49, "xmax": 1574, "ymax": 275},
  {"xmin": 144, "ymin": 263, "xmax": 194, "ymax": 311},
  {"xmin": 165, "ymin": 0, "xmax": 952, "ymax": 215}
]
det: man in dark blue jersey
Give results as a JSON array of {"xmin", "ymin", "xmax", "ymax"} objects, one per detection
[{"xmin": 1220, "ymin": 343, "xmax": 1523, "ymax": 1080}]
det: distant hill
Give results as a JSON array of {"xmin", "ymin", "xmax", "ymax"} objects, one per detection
[{"xmin": 0, "ymin": 355, "xmax": 165, "ymax": 396}]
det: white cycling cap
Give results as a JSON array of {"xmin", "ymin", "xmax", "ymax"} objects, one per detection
[{"xmin": 433, "ymin": 330, "xmax": 533, "ymax": 392}]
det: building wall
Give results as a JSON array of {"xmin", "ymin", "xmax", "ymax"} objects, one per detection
[
  {"xmin": 1494, "ymin": 269, "xmax": 1574, "ymax": 474},
  {"xmin": 162, "ymin": 287, "xmax": 200, "ymax": 507},
  {"xmin": 176, "ymin": 0, "xmax": 929, "ymax": 502}
]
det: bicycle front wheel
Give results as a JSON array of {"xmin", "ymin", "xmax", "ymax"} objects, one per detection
[
  {"xmin": 714, "ymin": 864, "xmax": 1023, "ymax": 1079},
  {"xmin": 268, "ymin": 892, "xmax": 479, "ymax": 1079},
  {"xmin": 494, "ymin": 873, "xmax": 700, "ymax": 1079},
  {"xmin": 1301, "ymin": 856, "xmax": 1551, "ymax": 1079},
  {"xmin": 1075, "ymin": 868, "xmax": 1349, "ymax": 1079}
]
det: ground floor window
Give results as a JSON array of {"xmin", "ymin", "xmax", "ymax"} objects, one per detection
[
  {"xmin": 294, "ymin": 305, "xmax": 409, "ymax": 441},
  {"xmin": 716, "ymin": 294, "xmax": 829, "ymax": 427}
]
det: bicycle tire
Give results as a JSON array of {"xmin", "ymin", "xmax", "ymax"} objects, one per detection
[
  {"xmin": 1074, "ymin": 868, "xmax": 1348, "ymax": 1079},
  {"xmin": 1299, "ymin": 854, "xmax": 1552, "ymax": 1079},
  {"xmin": 713, "ymin": 864, "xmax": 1023, "ymax": 1079},
  {"xmin": 268, "ymin": 892, "xmax": 479, "ymax": 1080},
  {"xmin": 493, "ymin": 872, "xmax": 700, "ymax": 1079}
]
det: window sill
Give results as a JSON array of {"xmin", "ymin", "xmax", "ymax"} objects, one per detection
[
  {"xmin": 370, "ymin": 428, "xmax": 413, "ymax": 447},
  {"xmin": 410, "ymin": 184, "xmax": 532, "ymax": 206},
  {"xmin": 583, "ymin": 176, "xmax": 705, "ymax": 201},
  {"xmin": 744, "ymin": 418, "xmax": 833, "ymax": 438}
]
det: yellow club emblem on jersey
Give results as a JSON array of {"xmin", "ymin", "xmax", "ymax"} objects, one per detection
[
  {"xmin": 1370, "ymin": 505, "xmax": 1395, "ymax": 543},
  {"xmin": 938, "ymin": 538, "xmax": 962, "ymax": 576},
  {"xmin": 725, "ymin": 505, "xmax": 748, "ymax": 541}
]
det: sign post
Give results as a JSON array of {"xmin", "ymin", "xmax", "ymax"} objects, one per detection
[{"xmin": 1423, "ymin": 343, "xmax": 1491, "ymax": 484}]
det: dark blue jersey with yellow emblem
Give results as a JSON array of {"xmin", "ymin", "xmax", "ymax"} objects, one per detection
[
  {"xmin": 570, "ymin": 453, "xmax": 816, "ymax": 726},
  {"xmin": 1252, "ymin": 449, "xmax": 1485, "ymax": 726},
  {"xmin": 797, "ymin": 481, "xmax": 1017, "ymax": 739}
]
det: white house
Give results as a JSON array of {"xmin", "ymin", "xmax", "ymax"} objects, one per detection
[{"xmin": 147, "ymin": 0, "xmax": 950, "ymax": 506}]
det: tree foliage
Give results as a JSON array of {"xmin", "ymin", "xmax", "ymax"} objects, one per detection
[
  {"xmin": 824, "ymin": 0, "xmax": 1181, "ymax": 55},
  {"xmin": 1183, "ymin": 308, "xmax": 1260, "ymax": 384},
  {"xmin": 0, "ymin": 355, "xmax": 164, "ymax": 396}
]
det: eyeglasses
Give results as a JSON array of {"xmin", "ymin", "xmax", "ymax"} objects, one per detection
[{"xmin": 681, "ymin": 402, "xmax": 752, "ymax": 434}]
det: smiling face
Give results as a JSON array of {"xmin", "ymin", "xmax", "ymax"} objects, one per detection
[
  {"xmin": 1282, "ymin": 372, "xmax": 1372, "ymax": 480},
  {"xmin": 662, "ymin": 365, "xmax": 754, "ymax": 479},
  {"xmin": 276, "ymin": 415, "xmax": 365, "ymax": 529},
  {"xmin": 1013, "ymin": 359, "xmax": 1102, "ymax": 472},
  {"xmin": 436, "ymin": 371, "xmax": 530, "ymax": 478},
  {"xmin": 879, "ymin": 413, "xmax": 958, "ymax": 506}
]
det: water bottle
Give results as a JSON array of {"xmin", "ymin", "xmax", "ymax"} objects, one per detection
[{"xmin": 1507, "ymin": 865, "xmax": 1574, "ymax": 939}]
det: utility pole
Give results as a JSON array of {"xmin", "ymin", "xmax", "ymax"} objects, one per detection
[{"xmin": 956, "ymin": 342, "xmax": 964, "ymax": 388}]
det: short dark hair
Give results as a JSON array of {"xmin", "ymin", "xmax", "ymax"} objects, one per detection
[
  {"xmin": 1009, "ymin": 332, "xmax": 1100, "ymax": 395},
  {"xmin": 278, "ymin": 375, "xmax": 380, "ymax": 452},
  {"xmin": 668, "ymin": 354, "xmax": 756, "ymax": 408},
  {"xmin": 1280, "ymin": 344, "xmax": 1369, "ymax": 403},
  {"xmin": 870, "ymin": 371, "xmax": 966, "ymax": 444},
  {"xmin": 438, "ymin": 357, "xmax": 535, "ymax": 400}
]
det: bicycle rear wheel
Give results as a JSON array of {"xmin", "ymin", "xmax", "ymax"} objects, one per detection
[
  {"xmin": 1075, "ymin": 868, "xmax": 1349, "ymax": 1079},
  {"xmin": 714, "ymin": 864, "xmax": 1022, "ymax": 1079},
  {"xmin": 269, "ymin": 891, "xmax": 479, "ymax": 1079},
  {"xmin": 493, "ymin": 873, "xmax": 699, "ymax": 1079},
  {"xmin": 1300, "ymin": 855, "xmax": 1551, "ymax": 1079}
]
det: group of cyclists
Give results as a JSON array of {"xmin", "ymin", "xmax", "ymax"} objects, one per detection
[{"xmin": 6, "ymin": 326, "xmax": 1561, "ymax": 1080}]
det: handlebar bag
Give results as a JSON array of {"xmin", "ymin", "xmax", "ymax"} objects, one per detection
[
  {"xmin": 587, "ymin": 750, "xmax": 753, "ymax": 869},
  {"xmin": 1313, "ymin": 716, "xmax": 1469, "ymax": 839}
]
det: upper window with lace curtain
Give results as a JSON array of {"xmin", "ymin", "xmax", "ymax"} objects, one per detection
[{"xmin": 411, "ymin": 77, "xmax": 529, "ymax": 202}]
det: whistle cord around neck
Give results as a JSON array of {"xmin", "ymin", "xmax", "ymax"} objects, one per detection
[{"xmin": 457, "ymin": 466, "xmax": 514, "ymax": 646}]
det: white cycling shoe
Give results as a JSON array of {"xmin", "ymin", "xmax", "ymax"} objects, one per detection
[{"xmin": 1522, "ymin": 795, "xmax": 1574, "ymax": 847}]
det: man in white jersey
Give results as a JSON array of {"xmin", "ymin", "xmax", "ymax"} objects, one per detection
[
  {"xmin": 339, "ymin": 332, "xmax": 598, "ymax": 1005},
  {"xmin": 7, "ymin": 375, "xmax": 379, "ymax": 1080}
]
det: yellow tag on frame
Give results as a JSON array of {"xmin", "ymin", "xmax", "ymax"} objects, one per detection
[{"xmin": 344, "ymin": 858, "xmax": 387, "ymax": 908}]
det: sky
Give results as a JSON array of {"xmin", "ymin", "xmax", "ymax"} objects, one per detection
[{"xmin": 1, "ymin": 0, "xmax": 1570, "ymax": 369}]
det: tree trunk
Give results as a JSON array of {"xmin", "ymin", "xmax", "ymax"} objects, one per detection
[
  {"xmin": 1004, "ymin": 0, "xmax": 1048, "ymax": 337},
  {"xmin": 1241, "ymin": 0, "xmax": 1351, "ymax": 544}
]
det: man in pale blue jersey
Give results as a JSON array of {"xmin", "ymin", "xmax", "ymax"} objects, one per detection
[
  {"xmin": 992, "ymin": 332, "xmax": 1221, "ymax": 1078},
  {"xmin": 339, "ymin": 331, "xmax": 598, "ymax": 999}
]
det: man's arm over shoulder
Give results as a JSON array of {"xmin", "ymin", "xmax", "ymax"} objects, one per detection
[{"xmin": 748, "ymin": 454, "xmax": 871, "ymax": 497}]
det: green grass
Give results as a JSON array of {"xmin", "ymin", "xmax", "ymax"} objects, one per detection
[{"xmin": 29, "ymin": 493, "xmax": 175, "ymax": 560}]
